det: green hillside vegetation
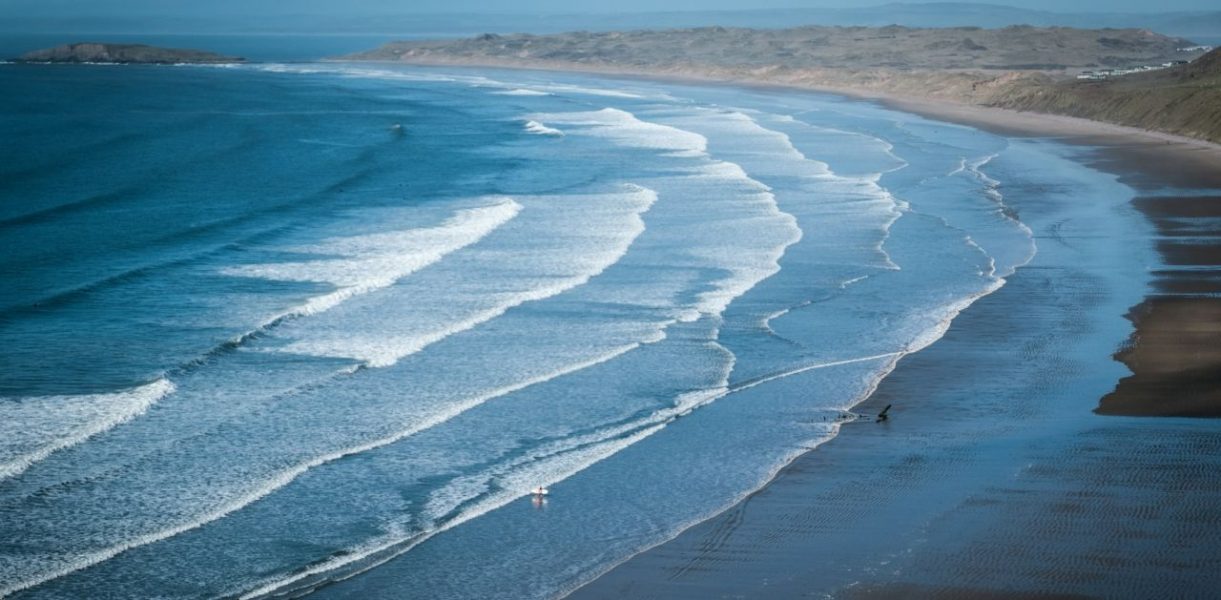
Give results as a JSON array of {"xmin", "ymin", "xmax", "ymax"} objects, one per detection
[
  {"xmin": 986, "ymin": 48, "xmax": 1221, "ymax": 142},
  {"xmin": 346, "ymin": 26, "xmax": 1220, "ymax": 144}
]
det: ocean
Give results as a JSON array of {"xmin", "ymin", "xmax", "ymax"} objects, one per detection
[{"xmin": 0, "ymin": 55, "xmax": 1143, "ymax": 599}]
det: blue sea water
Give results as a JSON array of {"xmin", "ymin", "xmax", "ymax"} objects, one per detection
[{"xmin": 0, "ymin": 57, "xmax": 1141, "ymax": 599}]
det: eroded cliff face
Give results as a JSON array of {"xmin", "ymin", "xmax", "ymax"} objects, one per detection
[{"xmin": 17, "ymin": 43, "xmax": 244, "ymax": 64}]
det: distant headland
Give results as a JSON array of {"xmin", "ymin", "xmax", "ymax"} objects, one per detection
[
  {"xmin": 14, "ymin": 43, "xmax": 244, "ymax": 64},
  {"xmin": 343, "ymin": 25, "xmax": 1220, "ymax": 144}
]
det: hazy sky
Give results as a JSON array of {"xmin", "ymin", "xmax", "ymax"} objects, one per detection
[{"xmin": 3, "ymin": 0, "xmax": 1219, "ymax": 15}]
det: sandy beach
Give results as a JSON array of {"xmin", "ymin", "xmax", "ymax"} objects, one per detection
[
  {"xmin": 461, "ymin": 69, "xmax": 1221, "ymax": 597},
  {"xmin": 289, "ymin": 54, "xmax": 1221, "ymax": 595},
  {"xmin": 882, "ymin": 95, "xmax": 1221, "ymax": 421}
]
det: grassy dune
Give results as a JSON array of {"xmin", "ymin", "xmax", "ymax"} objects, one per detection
[{"xmin": 346, "ymin": 25, "xmax": 1220, "ymax": 143}]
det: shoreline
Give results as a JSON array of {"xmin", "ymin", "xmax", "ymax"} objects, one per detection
[
  {"xmin": 360, "ymin": 57, "xmax": 1221, "ymax": 420},
  {"xmin": 365, "ymin": 62, "xmax": 1221, "ymax": 596},
  {"xmin": 567, "ymin": 137, "xmax": 1221, "ymax": 600},
  {"xmin": 302, "ymin": 59, "xmax": 1219, "ymax": 596},
  {"xmin": 5, "ymin": 54, "xmax": 1217, "ymax": 600},
  {"xmin": 341, "ymin": 56, "xmax": 1221, "ymax": 162}
]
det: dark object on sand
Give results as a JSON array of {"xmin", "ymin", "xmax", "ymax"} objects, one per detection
[{"xmin": 876, "ymin": 404, "xmax": 892, "ymax": 422}]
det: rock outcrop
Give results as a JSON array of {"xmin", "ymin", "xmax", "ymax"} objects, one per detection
[{"xmin": 16, "ymin": 43, "xmax": 244, "ymax": 64}]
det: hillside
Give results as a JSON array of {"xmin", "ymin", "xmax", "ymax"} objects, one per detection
[
  {"xmin": 987, "ymin": 48, "xmax": 1221, "ymax": 142},
  {"xmin": 344, "ymin": 26, "xmax": 1219, "ymax": 143},
  {"xmin": 5, "ymin": 4, "xmax": 1220, "ymax": 39},
  {"xmin": 350, "ymin": 25, "xmax": 1195, "ymax": 71}
]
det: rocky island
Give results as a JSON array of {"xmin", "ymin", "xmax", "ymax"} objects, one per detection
[
  {"xmin": 15, "ymin": 42, "xmax": 244, "ymax": 64},
  {"xmin": 344, "ymin": 25, "xmax": 1219, "ymax": 142}
]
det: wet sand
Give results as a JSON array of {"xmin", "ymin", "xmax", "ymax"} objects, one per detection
[
  {"xmin": 1097, "ymin": 191, "xmax": 1221, "ymax": 417},
  {"xmin": 1100, "ymin": 295, "xmax": 1221, "ymax": 417},
  {"xmin": 1077, "ymin": 142, "xmax": 1221, "ymax": 418},
  {"xmin": 563, "ymin": 83, "xmax": 1221, "ymax": 597},
  {"xmin": 882, "ymin": 101, "xmax": 1221, "ymax": 419}
]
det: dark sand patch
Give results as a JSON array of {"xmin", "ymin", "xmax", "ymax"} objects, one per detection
[
  {"xmin": 1098, "ymin": 189, "xmax": 1221, "ymax": 417},
  {"xmin": 1099, "ymin": 297, "xmax": 1221, "ymax": 417}
]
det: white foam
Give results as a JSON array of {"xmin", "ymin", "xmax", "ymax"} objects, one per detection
[
  {"xmin": 244, "ymin": 63, "xmax": 499, "ymax": 87},
  {"xmin": 904, "ymin": 278, "xmax": 1006, "ymax": 356},
  {"xmin": 240, "ymin": 369, "xmax": 727, "ymax": 600},
  {"xmin": 222, "ymin": 199, "xmax": 520, "ymax": 325},
  {"xmin": 534, "ymin": 108, "xmax": 808, "ymax": 319},
  {"xmin": 693, "ymin": 159, "xmax": 757, "ymax": 181},
  {"xmin": 0, "ymin": 184, "xmax": 660, "ymax": 595},
  {"xmin": 841, "ymin": 275, "xmax": 870, "ymax": 288},
  {"xmin": 0, "ymin": 379, "xmax": 175, "ymax": 481},
  {"xmin": 750, "ymin": 111, "xmax": 909, "ymax": 272},
  {"xmin": 782, "ymin": 117, "xmax": 909, "ymax": 175},
  {"xmin": 232, "ymin": 346, "xmax": 914, "ymax": 600},
  {"xmin": 281, "ymin": 280, "xmax": 599, "ymax": 368},
  {"xmin": 242, "ymin": 426, "xmax": 665, "ymax": 600},
  {"xmin": 279, "ymin": 185, "xmax": 656, "ymax": 368},
  {"xmin": 523, "ymin": 120, "xmax": 564, "ymax": 136},
  {"xmin": 495, "ymin": 88, "xmax": 551, "ymax": 97},
  {"xmin": 424, "ymin": 341, "xmax": 732, "ymax": 522},
  {"xmin": 662, "ymin": 108, "xmax": 925, "ymax": 315},
  {"xmin": 528, "ymin": 108, "xmax": 707, "ymax": 157},
  {"xmin": 519, "ymin": 83, "xmax": 648, "ymax": 99},
  {"xmin": 263, "ymin": 344, "xmax": 735, "ymax": 600},
  {"xmin": 967, "ymin": 154, "xmax": 1003, "ymax": 188},
  {"xmin": 961, "ymin": 153, "xmax": 1038, "ymax": 278},
  {"xmin": 290, "ymin": 346, "xmax": 972, "ymax": 600},
  {"xmin": 236, "ymin": 64, "xmax": 659, "ymax": 103},
  {"xmin": 0, "ymin": 343, "xmax": 644, "ymax": 600},
  {"xmin": 733, "ymin": 352, "xmax": 903, "ymax": 396},
  {"xmin": 227, "ymin": 342, "xmax": 645, "ymax": 599}
]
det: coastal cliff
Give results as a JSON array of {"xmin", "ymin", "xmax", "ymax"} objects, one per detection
[
  {"xmin": 344, "ymin": 26, "xmax": 1219, "ymax": 143},
  {"xmin": 16, "ymin": 43, "xmax": 244, "ymax": 64}
]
